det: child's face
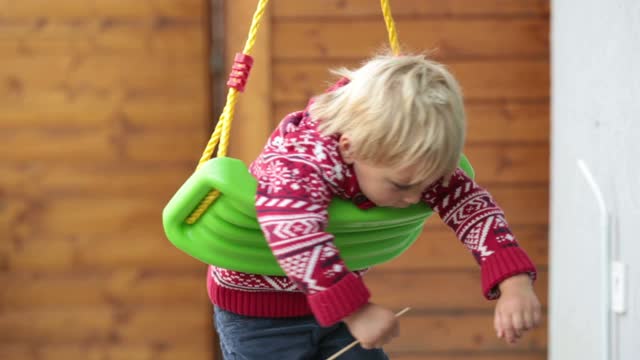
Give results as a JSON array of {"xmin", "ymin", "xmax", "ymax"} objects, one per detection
[
  {"xmin": 351, "ymin": 160, "xmax": 428, "ymax": 208},
  {"xmin": 338, "ymin": 135, "xmax": 429, "ymax": 208}
]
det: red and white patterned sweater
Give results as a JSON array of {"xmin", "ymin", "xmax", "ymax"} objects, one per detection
[{"xmin": 208, "ymin": 89, "xmax": 537, "ymax": 327}]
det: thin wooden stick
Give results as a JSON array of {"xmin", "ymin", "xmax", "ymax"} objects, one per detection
[{"xmin": 326, "ymin": 307, "xmax": 411, "ymax": 360}]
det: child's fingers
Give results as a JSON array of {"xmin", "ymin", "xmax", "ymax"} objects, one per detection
[
  {"xmin": 494, "ymin": 311, "xmax": 503, "ymax": 338},
  {"xmin": 533, "ymin": 306, "xmax": 543, "ymax": 327},
  {"xmin": 511, "ymin": 311, "xmax": 525, "ymax": 333},
  {"xmin": 505, "ymin": 328, "xmax": 517, "ymax": 343},
  {"xmin": 523, "ymin": 309, "xmax": 535, "ymax": 330},
  {"xmin": 499, "ymin": 314, "xmax": 516, "ymax": 343}
]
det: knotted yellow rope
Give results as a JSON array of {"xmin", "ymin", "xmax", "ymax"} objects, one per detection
[
  {"xmin": 197, "ymin": 0, "xmax": 269, "ymax": 167},
  {"xmin": 187, "ymin": 0, "xmax": 400, "ymax": 224},
  {"xmin": 380, "ymin": 0, "xmax": 400, "ymax": 55},
  {"xmin": 186, "ymin": 0, "xmax": 269, "ymax": 224}
]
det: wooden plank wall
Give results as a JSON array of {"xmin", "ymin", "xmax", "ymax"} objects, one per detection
[
  {"xmin": 268, "ymin": 1, "xmax": 550, "ymax": 359},
  {"xmin": 0, "ymin": 1, "xmax": 215, "ymax": 359}
]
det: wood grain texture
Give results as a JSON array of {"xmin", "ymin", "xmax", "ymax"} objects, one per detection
[
  {"xmin": 388, "ymin": 353, "xmax": 546, "ymax": 360},
  {"xmin": 0, "ymin": 0, "xmax": 206, "ymax": 19},
  {"xmin": 272, "ymin": 61, "xmax": 549, "ymax": 102},
  {"xmin": 272, "ymin": 0, "xmax": 549, "ymax": 18},
  {"xmin": 0, "ymin": 0, "xmax": 215, "ymax": 358},
  {"xmin": 366, "ymin": 270, "xmax": 549, "ymax": 309},
  {"xmin": 0, "ymin": 344, "xmax": 212, "ymax": 360},
  {"xmin": 273, "ymin": 19, "xmax": 548, "ymax": 60},
  {"xmin": 1, "ymin": 162, "xmax": 196, "ymax": 197},
  {"xmin": 0, "ymin": 305, "xmax": 211, "ymax": 344},
  {"xmin": 385, "ymin": 313, "xmax": 547, "ymax": 352},
  {"xmin": 1, "ymin": 270, "xmax": 208, "ymax": 308}
]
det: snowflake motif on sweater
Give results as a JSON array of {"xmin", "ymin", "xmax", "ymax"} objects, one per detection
[{"xmin": 208, "ymin": 88, "xmax": 537, "ymax": 326}]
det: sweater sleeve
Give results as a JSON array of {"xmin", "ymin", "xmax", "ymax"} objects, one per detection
[
  {"xmin": 254, "ymin": 156, "xmax": 370, "ymax": 326},
  {"xmin": 422, "ymin": 168, "xmax": 537, "ymax": 299}
]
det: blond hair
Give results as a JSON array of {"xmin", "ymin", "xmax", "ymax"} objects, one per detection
[{"xmin": 309, "ymin": 53, "xmax": 466, "ymax": 184}]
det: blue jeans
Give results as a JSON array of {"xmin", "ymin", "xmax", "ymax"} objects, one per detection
[{"xmin": 214, "ymin": 307, "xmax": 389, "ymax": 360}]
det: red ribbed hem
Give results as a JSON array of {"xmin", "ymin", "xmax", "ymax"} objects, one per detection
[
  {"xmin": 307, "ymin": 273, "xmax": 370, "ymax": 327},
  {"xmin": 209, "ymin": 280, "xmax": 313, "ymax": 318},
  {"xmin": 481, "ymin": 246, "xmax": 537, "ymax": 300}
]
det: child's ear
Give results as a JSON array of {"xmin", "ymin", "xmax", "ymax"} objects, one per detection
[{"xmin": 338, "ymin": 135, "xmax": 355, "ymax": 164}]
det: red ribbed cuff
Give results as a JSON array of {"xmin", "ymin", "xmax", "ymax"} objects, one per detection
[
  {"xmin": 481, "ymin": 246, "xmax": 537, "ymax": 300},
  {"xmin": 307, "ymin": 273, "xmax": 370, "ymax": 327}
]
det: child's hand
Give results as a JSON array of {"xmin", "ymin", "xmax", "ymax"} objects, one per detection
[
  {"xmin": 343, "ymin": 303, "xmax": 399, "ymax": 349},
  {"xmin": 494, "ymin": 274, "xmax": 542, "ymax": 344}
]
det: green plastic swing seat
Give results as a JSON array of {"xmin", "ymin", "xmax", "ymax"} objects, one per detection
[{"xmin": 163, "ymin": 155, "xmax": 474, "ymax": 275}]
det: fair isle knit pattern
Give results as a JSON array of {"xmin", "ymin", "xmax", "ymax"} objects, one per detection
[
  {"xmin": 421, "ymin": 168, "xmax": 536, "ymax": 299},
  {"xmin": 250, "ymin": 110, "xmax": 358, "ymax": 295},
  {"xmin": 208, "ymin": 88, "xmax": 536, "ymax": 326},
  {"xmin": 210, "ymin": 109, "xmax": 374, "ymax": 325}
]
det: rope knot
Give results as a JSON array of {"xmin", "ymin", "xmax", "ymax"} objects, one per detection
[{"xmin": 227, "ymin": 53, "xmax": 254, "ymax": 92}]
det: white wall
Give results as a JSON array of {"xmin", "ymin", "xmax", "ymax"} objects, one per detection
[{"xmin": 551, "ymin": 1, "xmax": 640, "ymax": 360}]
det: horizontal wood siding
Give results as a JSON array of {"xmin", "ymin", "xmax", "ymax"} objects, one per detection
[{"xmin": 0, "ymin": 0, "xmax": 215, "ymax": 358}]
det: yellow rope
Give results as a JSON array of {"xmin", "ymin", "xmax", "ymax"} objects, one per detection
[
  {"xmin": 218, "ymin": 0, "xmax": 269, "ymax": 160},
  {"xmin": 186, "ymin": 0, "xmax": 270, "ymax": 224},
  {"xmin": 380, "ymin": 0, "xmax": 400, "ymax": 55},
  {"xmin": 196, "ymin": 0, "xmax": 269, "ymax": 169},
  {"xmin": 195, "ymin": 101, "xmax": 225, "ymax": 169},
  {"xmin": 196, "ymin": 88, "xmax": 237, "ymax": 169},
  {"xmin": 186, "ymin": 189, "xmax": 221, "ymax": 224},
  {"xmin": 188, "ymin": 0, "xmax": 400, "ymax": 224}
]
